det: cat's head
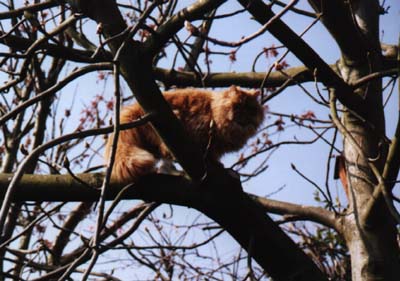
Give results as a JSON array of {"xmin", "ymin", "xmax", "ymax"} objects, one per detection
[{"xmin": 213, "ymin": 85, "xmax": 264, "ymax": 134}]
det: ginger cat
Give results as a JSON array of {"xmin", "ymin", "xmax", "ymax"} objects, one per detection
[{"xmin": 105, "ymin": 86, "xmax": 264, "ymax": 183}]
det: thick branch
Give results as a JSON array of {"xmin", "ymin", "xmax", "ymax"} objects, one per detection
[
  {"xmin": 249, "ymin": 194, "xmax": 339, "ymax": 231},
  {"xmin": 237, "ymin": 0, "xmax": 366, "ymax": 118},
  {"xmin": 154, "ymin": 65, "xmax": 313, "ymax": 88},
  {"xmin": 144, "ymin": 0, "xmax": 226, "ymax": 55},
  {"xmin": 0, "ymin": 116, "xmax": 152, "ymax": 237},
  {"xmin": 90, "ymin": 1, "xmax": 208, "ymax": 181},
  {"xmin": 0, "ymin": 172, "xmax": 328, "ymax": 281},
  {"xmin": 1, "ymin": 31, "xmax": 396, "ymax": 89},
  {"xmin": 0, "ymin": 173, "xmax": 338, "ymax": 232},
  {"xmin": 307, "ymin": 0, "xmax": 369, "ymax": 64}
]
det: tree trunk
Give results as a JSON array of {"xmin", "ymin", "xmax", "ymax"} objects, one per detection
[{"xmin": 330, "ymin": 0, "xmax": 400, "ymax": 280}]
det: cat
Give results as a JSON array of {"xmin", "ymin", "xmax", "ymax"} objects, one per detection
[{"xmin": 104, "ymin": 85, "xmax": 264, "ymax": 183}]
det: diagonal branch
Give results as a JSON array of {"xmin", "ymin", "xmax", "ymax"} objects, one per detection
[
  {"xmin": 183, "ymin": 9, "xmax": 216, "ymax": 72},
  {"xmin": 0, "ymin": 0, "xmax": 59, "ymax": 20},
  {"xmin": 0, "ymin": 172, "xmax": 329, "ymax": 281},
  {"xmin": 89, "ymin": 0, "xmax": 210, "ymax": 181},
  {"xmin": 237, "ymin": 0, "xmax": 366, "ymax": 118},
  {"xmin": 307, "ymin": 0, "xmax": 369, "ymax": 64},
  {"xmin": 144, "ymin": 0, "xmax": 226, "ymax": 55}
]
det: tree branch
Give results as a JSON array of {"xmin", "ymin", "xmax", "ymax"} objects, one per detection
[
  {"xmin": 0, "ymin": 115, "xmax": 153, "ymax": 237},
  {"xmin": 0, "ymin": 30, "xmax": 111, "ymax": 63},
  {"xmin": 248, "ymin": 194, "xmax": 340, "ymax": 231},
  {"xmin": 307, "ymin": 0, "xmax": 369, "ymax": 64},
  {"xmin": 153, "ymin": 65, "xmax": 313, "ymax": 88},
  {"xmin": 237, "ymin": 0, "xmax": 366, "ymax": 119},
  {"xmin": 0, "ymin": 63, "xmax": 113, "ymax": 127},
  {"xmin": 144, "ymin": 0, "xmax": 226, "ymax": 55},
  {"xmin": 0, "ymin": 0, "xmax": 59, "ymax": 20},
  {"xmin": 0, "ymin": 172, "xmax": 328, "ymax": 281},
  {"xmin": 363, "ymin": 47, "xmax": 400, "ymax": 223},
  {"xmin": 1, "ymin": 30, "xmax": 396, "ymax": 90},
  {"xmin": 91, "ymin": 0, "xmax": 210, "ymax": 181}
]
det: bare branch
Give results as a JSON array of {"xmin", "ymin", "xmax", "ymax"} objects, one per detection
[
  {"xmin": 248, "ymin": 194, "xmax": 340, "ymax": 231},
  {"xmin": 0, "ymin": 63, "xmax": 113, "ymax": 127},
  {"xmin": 237, "ymin": 0, "xmax": 366, "ymax": 119},
  {"xmin": 144, "ymin": 0, "xmax": 226, "ymax": 55},
  {"xmin": 0, "ymin": 115, "xmax": 153, "ymax": 237},
  {"xmin": 0, "ymin": 172, "xmax": 328, "ymax": 280},
  {"xmin": 0, "ymin": 0, "xmax": 59, "ymax": 20}
]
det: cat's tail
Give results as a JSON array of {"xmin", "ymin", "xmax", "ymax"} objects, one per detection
[{"xmin": 107, "ymin": 146, "xmax": 156, "ymax": 183}]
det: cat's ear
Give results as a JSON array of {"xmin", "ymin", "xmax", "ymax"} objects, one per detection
[
  {"xmin": 228, "ymin": 85, "xmax": 240, "ymax": 92},
  {"xmin": 246, "ymin": 89, "xmax": 261, "ymax": 98},
  {"xmin": 225, "ymin": 85, "xmax": 241, "ymax": 98},
  {"xmin": 229, "ymin": 85, "xmax": 260, "ymax": 97}
]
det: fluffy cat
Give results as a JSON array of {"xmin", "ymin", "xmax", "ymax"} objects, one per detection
[{"xmin": 105, "ymin": 86, "xmax": 264, "ymax": 183}]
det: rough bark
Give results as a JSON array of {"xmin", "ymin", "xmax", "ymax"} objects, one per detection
[{"xmin": 309, "ymin": 0, "xmax": 400, "ymax": 280}]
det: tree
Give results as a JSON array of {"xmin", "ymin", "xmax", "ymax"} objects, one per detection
[{"xmin": 0, "ymin": 0, "xmax": 398, "ymax": 280}]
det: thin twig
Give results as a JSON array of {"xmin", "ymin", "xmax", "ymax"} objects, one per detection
[
  {"xmin": 0, "ymin": 114, "xmax": 153, "ymax": 238},
  {"xmin": 186, "ymin": 0, "xmax": 298, "ymax": 48}
]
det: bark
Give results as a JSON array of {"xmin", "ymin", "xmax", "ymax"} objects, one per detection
[
  {"xmin": 308, "ymin": 0, "xmax": 400, "ymax": 280},
  {"xmin": 0, "ymin": 172, "xmax": 329, "ymax": 281}
]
